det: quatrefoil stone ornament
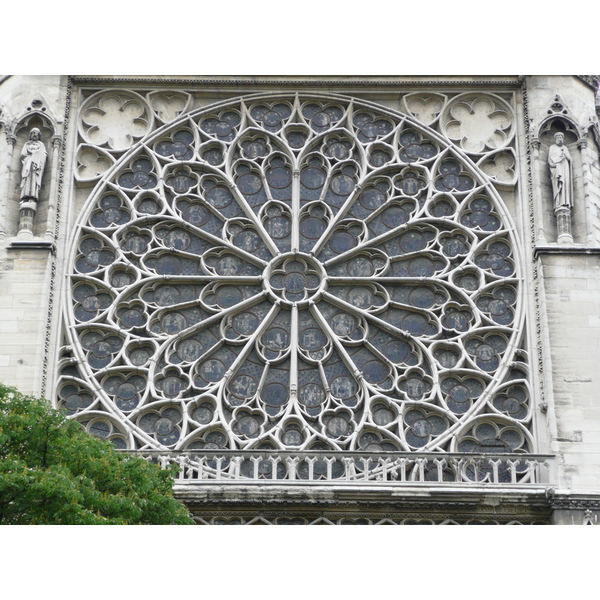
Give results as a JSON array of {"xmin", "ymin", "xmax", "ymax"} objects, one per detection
[
  {"xmin": 79, "ymin": 91, "xmax": 153, "ymax": 151},
  {"xmin": 441, "ymin": 93, "xmax": 514, "ymax": 154}
]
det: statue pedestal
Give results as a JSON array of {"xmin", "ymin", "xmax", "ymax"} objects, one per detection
[
  {"xmin": 557, "ymin": 233, "xmax": 574, "ymax": 245},
  {"xmin": 555, "ymin": 206, "xmax": 573, "ymax": 245},
  {"xmin": 16, "ymin": 228, "xmax": 34, "ymax": 240},
  {"xmin": 17, "ymin": 200, "xmax": 37, "ymax": 238}
]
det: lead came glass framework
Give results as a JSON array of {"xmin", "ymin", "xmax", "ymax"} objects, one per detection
[{"xmin": 59, "ymin": 92, "xmax": 533, "ymax": 459}]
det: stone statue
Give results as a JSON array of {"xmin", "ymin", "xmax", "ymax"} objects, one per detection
[
  {"xmin": 548, "ymin": 132, "xmax": 572, "ymax": 210},
  {"xmin": 20, "ymin": 128, "xmax": 47, "ymax": 201},
  {"xmin": 548, "ymin": 132, "xmax": 574, "ymax": 243}
]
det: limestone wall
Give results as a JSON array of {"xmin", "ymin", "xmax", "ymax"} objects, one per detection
[
  {"xmin": 537, "ymin": 251, "xmax": 600, "ymax": 490},
  {"xmin": 519, "ymin": 77, "xmax": 600, "ymax": 495},
  {"xmin": 0, "ymin": 75, "xmax": 66, "ymax": 396}
]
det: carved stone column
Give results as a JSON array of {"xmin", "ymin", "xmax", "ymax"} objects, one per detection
[
  {"xmin": 577, "ymin": 136, "xmax": 595, "ymax": 245},
  {"xmin": 531, "ymin": 138, "xmax": 548, "ymax": 245},
  {"xmin": 44, "ymin": 134, "xmax": 62, "ymax": 240},
  {"xmin": 0, "ymin": 133, "xmax": 16, "ymax": 238},
  {"xmin": 555, "ymin": 206, "xmax": 573, "ymax": 244},
  {"xmin": 17, "ymin": 200, "xmax": 37, "ymax": 237}
]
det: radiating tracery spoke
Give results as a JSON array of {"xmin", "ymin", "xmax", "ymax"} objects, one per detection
[{"xmin": 65, "ymin": 93, "xmax": 529, "ymax": 455}]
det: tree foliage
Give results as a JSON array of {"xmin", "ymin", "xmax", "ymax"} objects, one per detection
[{"xmin": 0, "ymin": 384, "xmax": 193, "ymax": 524}]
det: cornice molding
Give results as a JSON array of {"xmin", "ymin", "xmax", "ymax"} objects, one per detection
[
  {"xmin": 575, "ymin": 75, "xmax": 599, "ymax": 90},
  {"xmin": 69, "ymin": 76, "xmax": 523, "ymax": 88},
  {"xmin": 551, "ymin": 498, "xmax": 600, "ymax": 510},
  {"xmin": 534, "ymin": 246, "xmax": 600, "ymax": 259},
  {"xmin": 7, "ymin": 240, "xmax": 56, "ymax": 252},
  {"xmin": 175, "ymin": 485, "xmax": 552, "ymax": 506}
]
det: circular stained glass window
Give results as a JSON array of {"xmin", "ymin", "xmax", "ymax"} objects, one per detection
[{"xmin": 62, "ymin": 93, "xmax": 530, "ymax": 454}]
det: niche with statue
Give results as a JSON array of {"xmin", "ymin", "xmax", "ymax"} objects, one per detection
[{"xmin": 3, "ymin": 98, "xmax": 61, "ymax": 240}]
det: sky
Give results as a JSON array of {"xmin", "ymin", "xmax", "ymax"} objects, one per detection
[{"xmin": 4, "ymin": 2, "xmax": 596, "ymax": 76}]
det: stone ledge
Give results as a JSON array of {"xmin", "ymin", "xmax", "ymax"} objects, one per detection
[
  {"xmin": 6, "ymin": 240, "xmax": 56, "ymax": 253},
  {"xmin": 71, "ymin": 75, "xmax": 523, "ymax": 88},
  {"xmin": 177, "ymin": 485, "xmax": 553, "ymax": 524},
  {"xmin": 550, "ymin": 492, "xmax": 600, "ymax": 510},
  {"xmin": 174, "ymin": 482, "xmax": 554, "ymax": 499},
  {"xmin": 534, "ymin": 246, "xmax": 600, "ymax": 259}
]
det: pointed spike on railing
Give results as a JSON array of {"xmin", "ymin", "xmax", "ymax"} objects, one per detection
[
  {"xmin": 270, "ymin": 456, "xmax": 281, "ymax": 480},
  {"xmin": 305, "ymin": 456, "xmax": 318, "ymax": 481},
  {"xmin": 323, "ymin": 456, "xmax": 337, "ymax": 480},
  {"xmin": 140, "ymin": 451, "xmax": 554, "ymax": 486},
  {"xmin": 433, "ymin": 458, "xmax": 447, "ymax": 483},
  {"xmin": 286, "ymin": 456, "xmax": 299, "ymax": 480},
  {"xmin": 360, "ymin": 457, "xmax": 371, "ymax": 481},
  {"xmin": 215, "ymin": 456, "xmax": 226, "ymax": 479},
  {"xmin": 175, "ymin": 455, "xmax": 187, "ymax": 480},
  {"xmin": 342, "ymin": 457, "xmax": 354, "ymax": 481},
  {"xmin": 507, "ymin": 459, "xmax": 520, "ymax": 484},
  {"xmin": 250, "ymin": 455, "xmax": 263, "ymax": 480},
  {"xmin": 379, "ymin": 457, "xmax": 393, "ymax": 481},
  {"xmin": 525, "ymin": 459, "xmax": 539, "ymax": 483},
  {"xmin": 196, "ymin": 456, "xmax": 206, "ymax": 480},
  {"xmin": 231, "ymin": 456, "xmax": 243, "ymax": 480},
  {"xmin": 488, "ymin": 459, "xmax": 502, "ymax": 484}
]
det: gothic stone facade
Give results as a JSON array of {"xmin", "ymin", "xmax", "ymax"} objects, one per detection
[{"xmin": 1, "ymin": 76, "xmax": 599, "ymax": 525}]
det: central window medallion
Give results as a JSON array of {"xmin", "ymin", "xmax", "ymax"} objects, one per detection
[{"xmin": 265, "ymin": 253, "xmax": 327, "ymax": 305}]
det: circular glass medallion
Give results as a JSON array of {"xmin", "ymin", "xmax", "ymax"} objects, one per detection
[{"xmin": 265, "ymin": 253, "xmax": 326, "ymax": 305}]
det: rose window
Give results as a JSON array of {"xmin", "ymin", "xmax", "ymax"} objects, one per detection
[{"xmin": 61, "ymin": 93, "xmax": 532, "ymax": 455}]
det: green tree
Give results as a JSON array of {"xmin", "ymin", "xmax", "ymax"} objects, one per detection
[{"xmin": 0, "ymin": 384, "xmax": 193, "ymax": 524}]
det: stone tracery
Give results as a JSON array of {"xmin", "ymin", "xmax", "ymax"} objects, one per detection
[{"xmin": 60, "ymin": 92, "xmax": 532, "ymax": 457}]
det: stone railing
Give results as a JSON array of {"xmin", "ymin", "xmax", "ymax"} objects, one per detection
[{"xmin": 127, "ymin": 450, "xmax": 555, "ymax": 487}]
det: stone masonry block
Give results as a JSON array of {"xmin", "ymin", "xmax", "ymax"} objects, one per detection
[
  {"xmin": 13, "ymin": 320, "xmax": 46, "ymax": 334},
  {"xmin": 0, "ymin": 321, "xmax": 19, "ymax": 333},
  {"xmin": 10, "ymin": 354, "xmax": 41, "ymax": 367},
  {"xmin": 11, "ymin": 295, "xmax": 44, "ymax": 307}
]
